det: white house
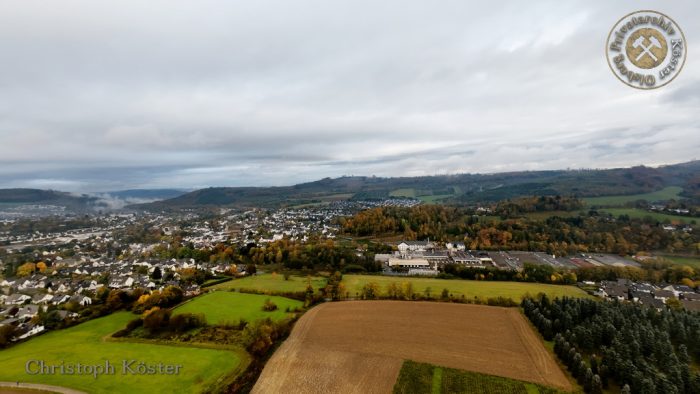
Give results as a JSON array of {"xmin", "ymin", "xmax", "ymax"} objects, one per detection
[
  {"xmin": 5, "ymin": 294, "xmax": 31, "ymax": 305},
  {"xmin": 17, "ymin": 325, "xmax": 45, "ymax": 340}
]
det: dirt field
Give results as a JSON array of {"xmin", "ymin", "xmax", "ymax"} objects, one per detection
[{"xmin": 252, "ymin": 301, "xmax": 571, "ymax": 393}]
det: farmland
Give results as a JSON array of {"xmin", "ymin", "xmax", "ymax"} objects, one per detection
[
  {"xmin": 388, "ymin": 188, "xmax": 457, "ymax": 203},
  {"xmin": 252, "ymin": 301, "xmax": 571, "ymax": 393},
  {"xmin": 341, "ymin": 275, "xmax": 590, "ymax": 301},
  {"xmin": 598, "ymin": 207, "xmax": 694, "ymax": 224},
  {"xmin": 658, "ymin": 255, "xmax": 700, "ymax": 269},
  {"xmin": 583, "ymin": 186, "xmax": 683, "ymax": 206},
  {"xmin": 172, "ymin": 291, "xmax": 303, "ymax": 324},
  {"xmin": 0, "ymin": 312, "xmax": 248, "ymax": 394},
  {"xmin": 393, "ymin": 360, "xmax": 564, "ymax": 394},
  {"xmin": 209, "ymin": 273, "xmax": 327, "ymax": 293}
]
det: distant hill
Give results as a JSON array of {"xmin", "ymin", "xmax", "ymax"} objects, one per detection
[
  {"xmin": 131, "ymin": 160, "xmax": 700, "ymax": 210},
  {"xmin": 105, "ymin": 189, "xmax": 187, "ymax": 200},
  {"xmin": 0, "ymin": 188, "xmax": 188, "ymax": 212},
  {"xmin": 0, "ymin": 188, "xmax": 98, "ymax": 210}
]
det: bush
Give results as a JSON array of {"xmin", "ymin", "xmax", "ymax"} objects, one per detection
[
  {"xmin": 112, "ymin": 329, "xmax": 130, "ymax": 338},
  {"xmin": 243, "ymin": 318, "xmax": 295, "ymax": 357},
  {"xmin": 262, "ymin": 299, "xmax": 278, "ymax": 312},
  {"xmin": 169, "ymin": 313, "xmax": 206, "ymax": 333},
  {"xmin": 126, "ymin": 318, "xmax": 143, "ymax": 331},
  {"xmin": 143, "ymin": 308, "xmax": 172, "ymax": 334}
]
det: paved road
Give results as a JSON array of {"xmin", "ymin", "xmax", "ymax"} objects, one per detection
[{"xmin": 0, "ymin": 381, "xmax": 87, "ymax": 394}]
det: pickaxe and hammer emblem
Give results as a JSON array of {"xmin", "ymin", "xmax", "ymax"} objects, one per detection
[{"xmin": 632, "ymin": 35, "xmax": 662, "ymax": 62}]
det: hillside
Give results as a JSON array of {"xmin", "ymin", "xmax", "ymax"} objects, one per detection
[
  {"xmin": 0, "ymin": 188, "xmax": 187, "ymax": 212},
  {"xmin": 0, "ymin": 188, "xmax": 97, "ymax": 210},
  {"xmin": 105, "ymin": 189, "xmax": 187, "ymax": 200},
  {"xmin": 132, "ymin": 160, "xmax": 700, "ymax": 209}
]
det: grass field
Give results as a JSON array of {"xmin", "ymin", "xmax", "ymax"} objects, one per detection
[
  {"xmin": 0, "ymin": 312, "xmax": 248, "ymax": 394},
  {"xmin": 658, "ymin": 255, "xmax": 700, "ymax": 269},
  {"xmin": 209, "ymin": 273, "xmax": 327, "ymax": 293},
  {"xmin": 393, "ymin": 360, "xmax": 564, "ymax": 394},
  {"xmin": 584, "ymin": 186, "xmax": 683, "ymax": 206},
  {"xmin": 389, "ymin": 188, "xmax": 456, "ymax": 203},
  {"xmin": 599, "ymin": 208, "xmax": 694, "ymax": 224},
  {"xmin": 417, "ymin": 194, "xmax": 454, "ymax": 204},
  {"xmin": 173, "ymin": 291, "xmax": 303, "ymax": 324},
  {"xmin": 341, "ymin": 275, "xmax": 590, "ymax": 300},
  {"xmin": 389, "ymin": 188, "xmax": 417, "ymax": 198}
]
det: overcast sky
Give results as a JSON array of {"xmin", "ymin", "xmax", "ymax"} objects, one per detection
[{"xmin": 0, "ymin": 1, "xmax": 699, "ymax": 192}]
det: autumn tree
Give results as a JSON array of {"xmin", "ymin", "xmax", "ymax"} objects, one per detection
[{"xmin": 16, "ymin": 262, "xmax": 36, "ymax": 277}]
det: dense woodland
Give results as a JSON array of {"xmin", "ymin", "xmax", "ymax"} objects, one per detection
[
  {"xmin": 523, "ymin": 296, "xmax": 700, "ymax": 394},
  {"xmin": 493, "ymin": 196, "xmax": 585, "ymax": 217},
  {"xmin": 339, "ymin": 204, "xmax": 699, "ymax": 255}
]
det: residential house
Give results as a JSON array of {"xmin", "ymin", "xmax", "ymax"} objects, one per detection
[{"xmin": 4, "ymin": 294, "xmax": 31, "ymax": 305}]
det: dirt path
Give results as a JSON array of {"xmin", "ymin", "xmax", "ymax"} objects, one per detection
[
  {"xmin": 0, "ymin": 381, "xmax": 87, "ymax": 394},
  {"xmin": 253, "ymin": 301, "xmax": 571, "ymax": 393}
]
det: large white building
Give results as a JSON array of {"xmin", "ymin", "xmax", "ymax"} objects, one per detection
[
  {"xmin": 397, "ymin": 240, "xmax": 434, "ymax": 254},
  {"xmin": 387, "ymin": 258, "xmax": 430, "ymax": 269}
]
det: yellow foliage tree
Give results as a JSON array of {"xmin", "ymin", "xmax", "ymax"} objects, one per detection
[
  {"xmin": 681, "ymin": 278, "xmax": 696, "ymax": 289},
  {"xmin": 16, "ymin": 262, "xmax": 36, "ymax": 277},
  {"xmin": 142, "ymin": 306, "xmax": 160, "ymax": 318},
  {"xmin": 36, "ymin": 261, "xmax": 47, "ymax": 273}
]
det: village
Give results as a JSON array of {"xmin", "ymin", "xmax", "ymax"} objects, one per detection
[
  {"xmin": 593, "ymin": 278, "xmax": 700, "ymax": 312},
  {"xmin": 0, "ymin": 199, "xmax": 422, "ymax": 342},
  {"xmin": 1, "ymin": 195, "xmax": 699, "ymax": 344}
]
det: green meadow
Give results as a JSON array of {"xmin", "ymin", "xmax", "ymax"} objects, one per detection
[
  {"xmin": 341, "ymin": 275, "xmax": 590, "ymax": 301},
  {"xmin": 658, "ymin": 255, "xmax": 700, "ymax": 269},
  {"xmin": 173, "ymin": 291, "xmax": 303, "ymax": 325},
  {"xmin": 0, "ymin": 312, "xmax": 247, "ymax": 394},
  {"xmin": 599, "ymin": 208, "xmax": 694, "ymax": 224},
  {"xmin": 583, "ymin": 186, "xmax": 683, "ymax": 206},
  {"xmin": 209, "ymin": 273, "xmax": 327, "ymax": 293},
  {"xmin": 393, "ymin": 360, "xmax": 565, "ymax": 394}
]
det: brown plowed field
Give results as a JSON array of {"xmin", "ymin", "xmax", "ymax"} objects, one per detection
[{"xmin": 252, "ymin": 301, "xmax": 571, "ymax": 393}]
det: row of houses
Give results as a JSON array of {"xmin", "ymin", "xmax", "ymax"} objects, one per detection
[{"xmin": 594, "ymin": 279, "xmax": 700, "ymax": 312}]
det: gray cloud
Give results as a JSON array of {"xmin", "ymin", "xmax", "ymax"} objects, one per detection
[{"xmin": 0, "ymin": 0, "xmax": 699, "ymax": 191}]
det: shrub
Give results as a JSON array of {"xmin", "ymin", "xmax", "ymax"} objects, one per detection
[
  {"xmin": 262, "ymin": 299, "xmax": 278, "ymax": 312},
  {"xmin": 170, "ymin": 313, "xmax": 206, "ymax": 333},
  {"xmin": 112, "ymin": 329, "xmax": 130, "ymax": 338},
  {"xmin": 143, "ymin": 308, "xmax": 172, "ymax": 334},
  {"xmin": 126, "ymin": 318, "xmax": 143, "ymax": 331},
  {"xmin": 243, "ymin": 318, "xmax": 294, "ymax": 357}
]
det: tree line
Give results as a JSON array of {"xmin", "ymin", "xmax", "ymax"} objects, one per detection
[{"xmin": 340, "ymin": 205, "xmax": 699, "ymax": 255}]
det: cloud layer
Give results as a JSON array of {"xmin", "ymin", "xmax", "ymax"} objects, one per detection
[{"xmin": 0, "ymin": 1, "xmax": 699, "ymax": 191}]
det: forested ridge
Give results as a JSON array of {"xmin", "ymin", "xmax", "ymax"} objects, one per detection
[{"xmin": 339, "ymin": 204, "xmax": 699, "ymax": 255}]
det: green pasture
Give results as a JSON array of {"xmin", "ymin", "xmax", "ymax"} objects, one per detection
[
  {"xmin": 393, "ymin": 360, "xmax": 565, "ymax": 394},
  {"xmin": 173, "ymin": 291, "xmax": 303, "ymax": 325},
  {"xmin": 0, "ymin": 312, "xmax": 247, "ymax": 394},
  {"xmin": 583, "ymin": 186, "xmax": 682, "ymax": 207},
  {"xmin": 209, "ymin": 273, "xmax": 326, "ymax": 293},
  {"xmin": 341, "ymin": 275, "xmax": 590, "ymax": 301}
]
